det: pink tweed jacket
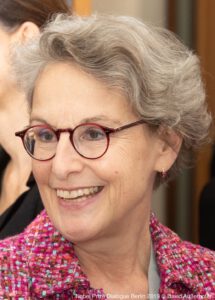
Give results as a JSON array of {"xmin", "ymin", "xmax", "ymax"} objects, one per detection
[{"xmin": 0, "ymin": 210, "xmax": 214, "ymax": 299}]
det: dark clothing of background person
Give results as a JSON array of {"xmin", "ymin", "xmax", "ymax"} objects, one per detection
[
  {"xmin": 199, "ymin": 144, "xmax": 215, "ymax": 250},
  {"xmin": 0, "ymin": 147, "xmax": 43, "ymax": 239}
]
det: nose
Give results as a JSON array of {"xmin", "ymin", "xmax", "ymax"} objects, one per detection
[{"xmin": 51, "ymin": 133, "xmax": 85, "ymax": 180}]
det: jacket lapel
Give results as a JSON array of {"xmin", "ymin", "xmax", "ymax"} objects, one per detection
[{"xmin": 150, "ymin": 213, "xmax": 210, "ymax": 297}]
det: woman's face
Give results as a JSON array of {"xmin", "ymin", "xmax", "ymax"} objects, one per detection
[{"xmin": 31, "ymin": 62, "xmax": 169, "ymax": 243}]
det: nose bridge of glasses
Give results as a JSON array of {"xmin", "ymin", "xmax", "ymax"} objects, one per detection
[
  {"xmin": 55, "ymin": 128, "xmax": 78, "ymax": 155},
  {"xmin": 56, "ymin": 128, "xmax": 74, "ymax": 140},
  {"xmin": 53, "ymin": 128, "xmax": 80, "ymax": 161}
]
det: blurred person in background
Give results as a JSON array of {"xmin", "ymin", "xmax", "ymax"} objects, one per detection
[
  {"xmin": 0, "ymin": 14, "xmax": 214, "ymax": 298},
  {"xmin": 0, "ymin": 0, "xmax": 71, "ymax": 239},
  {"xmin": 199, "ymin": 145, "xmax": 215, "ymax": 250}
]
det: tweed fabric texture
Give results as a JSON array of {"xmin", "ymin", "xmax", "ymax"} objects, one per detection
[{"xmin": 0, "ymin": 210, "xmax": 214, "ymax": 299}]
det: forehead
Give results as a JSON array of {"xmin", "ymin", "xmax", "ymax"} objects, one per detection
[{"xmin": 31, "ymin": 62, "xmax": 136, "ymax": 127}]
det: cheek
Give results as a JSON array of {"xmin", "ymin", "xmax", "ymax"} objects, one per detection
[
  {"xmin": 32, "ymin": 161, "xmax": 50, "ymax": 185},
  {"xmin": 97, "ymin": 156, "xmax": 134, "ymax": 201},
  {"xmin": 108, "ymin": 144, "xmax": 156, "ymax": 194}
]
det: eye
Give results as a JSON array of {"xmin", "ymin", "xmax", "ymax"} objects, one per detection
[
  {"xmin": 34, "ymin": 127, "xmax": 57, "ymax": 143},
  {"xmin": 82, "ymin": 126, "xmax": 106, "ymax": 141}
]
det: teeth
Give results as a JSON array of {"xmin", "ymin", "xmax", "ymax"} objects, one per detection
[{"xmin": 57, "ymin": 187, "xmax": 100, "ymax": 200}]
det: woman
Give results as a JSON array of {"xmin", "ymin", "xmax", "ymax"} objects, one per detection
[
  {"xmin": 0, "ymin": 14, "xmax": 214, "ymax": 299},
  {"xmin": 0, "ymin": 0, "xmax": 71, "ymax": 239}
]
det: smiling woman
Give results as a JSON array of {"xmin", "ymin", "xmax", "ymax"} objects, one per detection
[{"xmin": 0, "ymin": 14, "xmax": 214, "ymax": 299}]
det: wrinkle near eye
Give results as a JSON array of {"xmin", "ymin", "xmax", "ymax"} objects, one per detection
[{"xmin": 110, "ymin": 132, "xmax": 136, "ymax": 142}]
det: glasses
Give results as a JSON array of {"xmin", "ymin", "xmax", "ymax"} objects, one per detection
[{"xmin": 15, "ymin": 120, "xmax": 146, "ymax": 161}]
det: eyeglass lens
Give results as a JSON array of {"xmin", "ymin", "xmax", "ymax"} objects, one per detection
[{"xmin": 23, "ymin": 125, "xmax": 109, "ymax": 160}]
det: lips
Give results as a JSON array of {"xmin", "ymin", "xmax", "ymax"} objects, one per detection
[{"xmin": 56, "ymin": 186, "xmax": 103, "ymax": 201}]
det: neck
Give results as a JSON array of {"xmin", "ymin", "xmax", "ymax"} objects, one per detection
[{"xmin": 74, "ymin": 209, "xmax": 151, "ymax": 290}]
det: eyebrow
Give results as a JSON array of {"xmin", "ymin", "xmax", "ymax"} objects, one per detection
[
  {"xmin": 81, "ymin": 116, "xmax": 122, "ymax": 126},
  {"xmin": 30, "ymin": 117, "xmax": 49, "ymax": 125}
]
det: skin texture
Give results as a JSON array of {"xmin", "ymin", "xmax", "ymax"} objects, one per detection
[{"xmin": 31, "ymin": 62, "xmax": 179, "ymax": 296}]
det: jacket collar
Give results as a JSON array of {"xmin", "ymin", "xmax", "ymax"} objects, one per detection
[
  {"xmin": 26, "ymin": 211, "xmax": 209, "ymax": 297},
  {"xmin": 25, "ymin": 211, "xmax": 104, "ymax": 298},
  {"xmin": 150, "ymin": 214, "xmax": 207, "ymax": 296}
]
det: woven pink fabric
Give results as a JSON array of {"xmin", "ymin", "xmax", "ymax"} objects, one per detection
[{"xmin": 0, "ymin": 210, "xmax": 214, "ymax": 299}]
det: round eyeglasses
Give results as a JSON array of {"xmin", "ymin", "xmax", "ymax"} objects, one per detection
[{"xmin": 15, "ymin": 120, "xmax": 146, "ymax": 161}]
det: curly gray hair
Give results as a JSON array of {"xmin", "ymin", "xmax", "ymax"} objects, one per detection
[{"xmin": 13, "ymin": 13, "xmax": 211, "ymax": 186}]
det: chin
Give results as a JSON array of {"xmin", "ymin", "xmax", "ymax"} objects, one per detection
[{"xmin": 49, "ymin": 212, "xmax": 102, "ymax": 244}]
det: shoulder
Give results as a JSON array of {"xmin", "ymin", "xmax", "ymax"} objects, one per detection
[
  {"xmin": 171, "ymin": 239, "xmax": 215, "ymax": 296},
  {"xmin": 0, "ymin": 211, "xmax": 78, "ymax": 298},
  {"xmin": 0, "ymin": 211, "xmax": 49, "ymax": 297},
  {"xmin": 0, "ymin": 232, "xmax": 29, "ymax": 297},
  {"xmin": 179, "ymin": 239, "xmax": 215, "ymax": 274},
  {"xmin": 150, "ymin": 214, "xmax": 215, "ymax": 296}
]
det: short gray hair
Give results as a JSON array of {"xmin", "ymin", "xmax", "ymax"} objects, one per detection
[{"xmin": 13, "ymin": 14, "xmax": 212, "ymax": 186}]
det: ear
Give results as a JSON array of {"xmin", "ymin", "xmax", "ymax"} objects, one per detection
[
  {"xmin": 154, "ymin": 127, "xmax": 182, "ymax": 173},
  {"xmin": 11, "ymin": 22, "xmax": 40, "ymax": 44}
]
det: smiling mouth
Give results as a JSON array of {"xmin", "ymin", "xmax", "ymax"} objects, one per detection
[{"xmin": 57, "ymin": 186, "xmax": 103, "ymax": 201}]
